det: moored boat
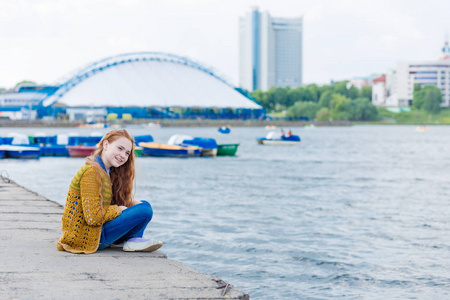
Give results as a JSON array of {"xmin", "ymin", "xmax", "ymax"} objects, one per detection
[
  {"xmin": 133, "ymin": 135, "xmax": 154, "ymax": 157},
  {"xmin": 0, "ymin": 145, "xmax": 41, "ymax": 159},
  {"xmin": 168, "ymin": 135, "xmax": 218, "ymax": 157},
  {"xmin": 218, "ymin": 126, "xmax": 231, "ymax": 134},
  {"xmin": 31, "ymin": 135, "xmax": 69, "ymax": 156},
  {"xmin": 217, "ymin": 144, "xmax": 239, "ymax": 156},
  {"xmin": 256, "ymin": 131, "xmax": 301, "ymax": 145},
  {"xmin": 139, "ymin": 142, "xmax": 201, "ymax": 158},
  {"xmin": 134, "ymin": 146, "xmax": 143, "ymax": 157},
  {"xmin": 66, "ymin": 145, "xmax": 97, "ymax": 157}
]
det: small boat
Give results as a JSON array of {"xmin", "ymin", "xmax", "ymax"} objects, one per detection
[
  {"xmin": 168, "ymin": 135, "xmax": 218, "ymax": 157},
  {"xmin": 134, "ymin": 146, "xmax": 143, "ymax": 157},
  {"xmin": 217, "ymin": 144, "xmax": 239, "ymax": 156},
  {"xmin": 256, "ymin": 131, "xmax": 301, "ymax": 145},
  {"xmin": 265, "ymin": 125, "xmax": 277, "ymax": 130},
  {"xmin": 139, "ymin": 142, "xmax": 201, "ymax": 158},
  {"xmin": 65, "ymin": 135, "xmax": 102, "ymax": 157},
  {"xmin": 134, "ymin": 135, "xmax": 154, "ymax": 144},
  {"xmin": 416, "ymin": 125, "xmax": 428, "ymax": 132},
  {"xmin": 146, "ymin": 122, "xmax": 161, "ymax": 128},
  {"xmin": 0, "ymin": 145, "xmax": 41, "ymax": 159},
  {"xmin": 77, "ymin": 123, "xmax": 110, "ymax": 128},
  {"xmin": 31, "ymin": 135, "xmax": 69, "ymax": 156},
  {"xmin": 218, "ymin": 126, "xmax": 231, "ymax": 134},
  {"xmin": 66, "ymin": 145, "xmax": 97, "ymax": 157},
  {"xmin": 68, "ymin": 135, "xmax": 102, "ymax": 147},
  {"xmin": 133, "ymin": 135, "xmax": 154, "ymax": 157}
]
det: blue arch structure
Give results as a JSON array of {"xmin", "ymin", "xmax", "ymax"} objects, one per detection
[{"xmin": 41, "ymin": 52, "xmax": 243, "ymax": 108}]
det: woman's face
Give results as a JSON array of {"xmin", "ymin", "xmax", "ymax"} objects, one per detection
[{"xmin": 101, "ymin": 136, "xmax": 133, "ymax": 169}]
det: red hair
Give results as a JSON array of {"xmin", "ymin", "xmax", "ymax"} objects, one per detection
[{"xmin": 86, "ymin": 129, "xmax": 136, "ymax": 207}]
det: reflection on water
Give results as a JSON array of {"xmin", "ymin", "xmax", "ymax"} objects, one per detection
[{"xmin": 1, "ymin": 125, "xmax": 450, "ymax": 299}]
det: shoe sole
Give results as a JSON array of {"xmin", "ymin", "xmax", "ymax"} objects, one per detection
[{"xmin": 123, "ymin": 242, "xmax": 163, "ymax": 252}]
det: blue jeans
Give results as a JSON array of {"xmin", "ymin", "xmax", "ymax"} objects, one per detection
[{"xmin": 97, "ymin": 201, "xmax": 153, "ymax": 250}]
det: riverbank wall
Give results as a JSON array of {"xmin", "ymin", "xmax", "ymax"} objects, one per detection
[{"xmin": 0, "ymin": 178, "xmax": 249, "ymax": 299}]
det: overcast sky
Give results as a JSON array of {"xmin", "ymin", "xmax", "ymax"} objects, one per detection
[{"xmin": 0, "ymin": 0, "xmax": 448, "ymax": 89}]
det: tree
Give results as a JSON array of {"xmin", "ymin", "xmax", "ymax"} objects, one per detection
[
  {"xmin": 330, "ymin": 94, "xmax": 352, "ymax": 120},
  {"xmin": 252, "ymin": 89, "xmax": 275, "ymax": 110},
  {"xmin": 316, "ymin": 107, "xmax": 330, "ymax": 121},
  {"xmin": 318, "ymin": 91, "xmax": 333, "ymax": 108},
  {"xmin": 347, "ymin": 85, "xmax": 359, "ymax": 99},
  {"xmin": 360, "ymin": 86, "xmax": 372, "ymax": 101},
  {"xmin": 333, "ymin": 81, "xmax": 349, "ymax": 96},
  {"xmin": 302, "ymin": 88, "xmax": 316, "ymax": 102},
  {"xmin": 305, "ymin": 84, "xmax": 319, "ymax": 102},
  {"xmin": 287, "ymin": 87, "xmax": 304, "ymax": 107},
  {"xmin": 413, "ymin": 83, "xmax": 421, "ymax": 92},
  {"xmin": 15, "ymin": 80, "xmax": 36, "ymax": 88},
  {"xmin": 350, "ymin": 98, "xmax": 378, "ymax": 121},
  {"xmin": 269, "ymin": 87, "xmax": 289, "ymax": 108},
  {"xmin": 286, "ymin": 101, "xmax": 320, "ymax": 120},
  {"xmin": 413, "ymin": 85, "xmax": 442, "ymax": 114}
]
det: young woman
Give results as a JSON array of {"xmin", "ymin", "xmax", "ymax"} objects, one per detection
[{"xmin": 56, "ymin": 129, "xmax": 163, "ymax": 254}]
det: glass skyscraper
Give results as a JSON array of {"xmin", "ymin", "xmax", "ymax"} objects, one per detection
[{"xmin": 239, "ymin": 7, "xmax": 303, "ymax": 91}]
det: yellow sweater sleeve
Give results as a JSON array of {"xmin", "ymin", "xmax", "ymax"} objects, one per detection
[{"xmin": 80, "ymin": 168, "xmax": 121, "ymax": 226}]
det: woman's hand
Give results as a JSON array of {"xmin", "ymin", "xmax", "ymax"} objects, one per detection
[{"xmin": 119, "ymin": 205, "xmax": 127, "ymax": 211}]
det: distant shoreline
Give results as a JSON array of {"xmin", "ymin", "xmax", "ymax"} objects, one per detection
[
  {"xmin": 0, "ymin": 119, "xmax": 353, "ymax": 128},
  {"xmin": 1, "ymin": 119, "xmax": 447, "ymax": 128}
]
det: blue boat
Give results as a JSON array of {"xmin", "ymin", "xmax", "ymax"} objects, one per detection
[
  {"xmin": 0, "ymin": 137, "xmax": 12, "ymax": 159},
  {"xmin": 31, "ymin": 135, "xmax": 70, "ymax": 156},
  {"xmin": 133, "ymin": 135, "xmax": 154, "ymax": 157},
  {"xmin": 256, "ymin": 131, "xmax": 301, "ymax": 145},
  {"xmin": 0, "ymin": 137, "xmax": 13, "ymax": 145},
  {"xmin": 168, "ymin": 135, "xmax": 218, "ymax": 156},
  {"xmin": 0, "ymin": 145, "xmax": 41, "ymax": 159},
  {"xmin": 218, "ymin": 126, "xmax": 231, "ymax": 134},
  {"xmin": 68, "ymin": 135, "xmax": 102, "ymax": 146},
  {"xmin": 139, "ymin": 142, "xmax": 201, "ymax": 158},
  {"xmin": 134, "ymin": 135, "xmax": 154, "ymax": 145}
]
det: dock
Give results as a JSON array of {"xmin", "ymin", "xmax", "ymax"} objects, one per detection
[{"xmin": 0, "ymin": 178, "xmax": 249, "ymax": 299}]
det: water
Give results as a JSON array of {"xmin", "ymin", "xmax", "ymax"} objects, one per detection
[{"xmin": 1, "ymin": 125, "xmax": 450, "ymax": 299}]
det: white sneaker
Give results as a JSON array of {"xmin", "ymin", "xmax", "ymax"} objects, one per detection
[{"xmin": 123, "ymin": 239, "xmax": 163, "ymax": 252}]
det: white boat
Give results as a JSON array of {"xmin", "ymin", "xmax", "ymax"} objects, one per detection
[
  {"xmin": 0, "ymin": 145, "xmax": 41, "ymax": 159},
  {"xmin": 256, "ymin": 131, "xmax": 301, "ymax": 145}
]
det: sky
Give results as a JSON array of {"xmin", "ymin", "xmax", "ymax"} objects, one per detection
[{"xmin": 0, "ymin": 0, "xmax": 449, "ymax": 89}]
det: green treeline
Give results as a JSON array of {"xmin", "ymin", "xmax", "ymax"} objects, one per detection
[
  {"xmin": 251, "ymin": 81, "xmax": 377, "ymax": 121},
  {"xmin": 250, "ymin": 81, "xmax": 445, "ymax": 122}
]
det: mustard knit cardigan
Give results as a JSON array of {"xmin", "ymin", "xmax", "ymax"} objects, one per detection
[{"xmin": 56, "ymin": 164, "xmax": 122, "ymax": 254}]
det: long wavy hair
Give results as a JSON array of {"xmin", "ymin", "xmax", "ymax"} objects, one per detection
[{"xmin": 86, "ymin": 129, "xmax": 136, "ymax": 207}]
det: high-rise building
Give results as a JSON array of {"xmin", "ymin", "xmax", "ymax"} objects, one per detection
[{"xmin": 239, "ymin": 7, "xmax": 303, "ymax": 92}]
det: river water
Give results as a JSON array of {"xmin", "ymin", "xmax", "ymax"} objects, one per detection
[{"xmin": 1, "ymin": 125, "xmax": 449, "ymax": 299}]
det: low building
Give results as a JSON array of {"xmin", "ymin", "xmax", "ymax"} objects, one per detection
[{"xmin": 374, "ymin": 40, "xmax": 450, "ymax": 107}]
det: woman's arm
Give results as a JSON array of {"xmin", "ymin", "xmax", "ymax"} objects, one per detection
[{"xmin": 80, "ymin": 168, "xmax": 122, "ymax": 226}]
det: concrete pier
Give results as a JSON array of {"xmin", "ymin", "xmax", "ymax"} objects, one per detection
[{"xmin": 0, "ymin": 178, "xmax": 249, "ymax": 299}]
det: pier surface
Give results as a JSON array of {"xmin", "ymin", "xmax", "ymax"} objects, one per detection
[{"xmin": 0, "ymin": 178, "xmax": 249, "ymax": 299}]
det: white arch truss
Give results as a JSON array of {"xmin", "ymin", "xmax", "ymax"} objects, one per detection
[{"xmin": 42, "ymin": 52, "xmax": 261, "ymax": 110}]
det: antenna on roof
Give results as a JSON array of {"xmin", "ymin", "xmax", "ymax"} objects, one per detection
[{"xmin": 442, "ymin": 33, "xmax": 450, "ymax": 60}]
